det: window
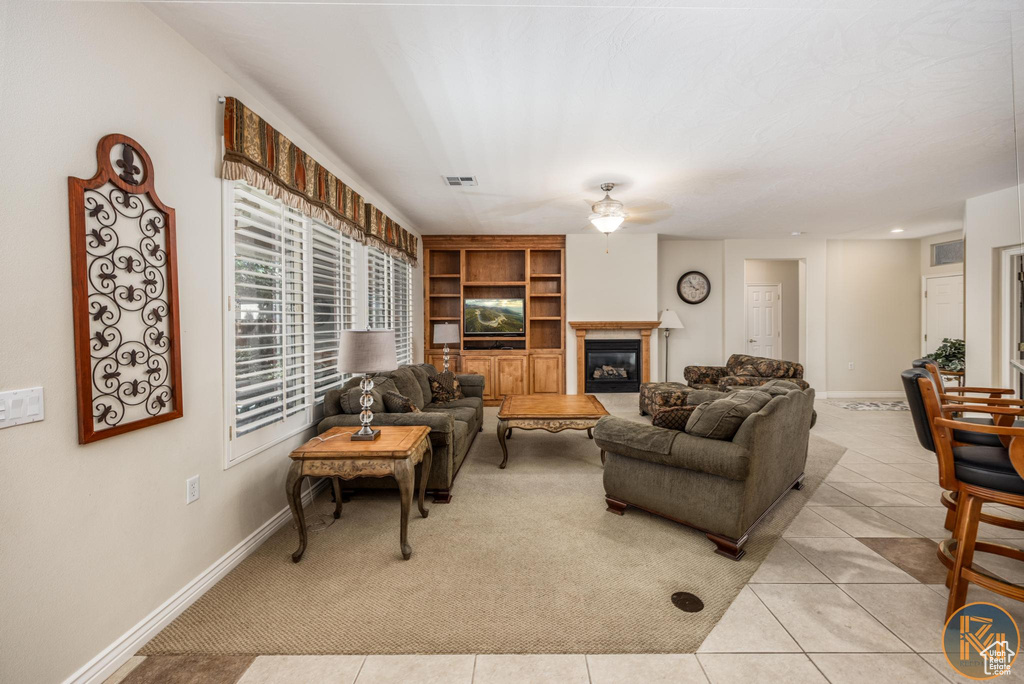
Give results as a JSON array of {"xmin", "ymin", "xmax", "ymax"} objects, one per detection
[
  {"xmin": 367, "ymin": 247, "xmax": 414, "ymax": 365},
  {"xmin": 225, "ymin": 181, "xmax": 415, "ymax": 466},
  {"xmin": 932, "ymin": 239, "xmax": 964, "ymax": 267}
]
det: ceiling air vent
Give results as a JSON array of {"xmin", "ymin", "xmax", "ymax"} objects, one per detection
[{"xmin": 444, "ymin": 175, "xmax": 478, "ymax": 187}]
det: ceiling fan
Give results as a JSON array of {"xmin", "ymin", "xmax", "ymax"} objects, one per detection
[{"xmin": 585, "ymin": 182, "xmax": 671, "ymax": 234}]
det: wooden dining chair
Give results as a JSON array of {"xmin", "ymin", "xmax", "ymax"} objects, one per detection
[
  {"xmin": 906, "ymin": 362, "xmax": 1024, "ymax": 534},
  {"xmin": 904, "ymin": 367, "xmax": 1024, "ymax": 618}
]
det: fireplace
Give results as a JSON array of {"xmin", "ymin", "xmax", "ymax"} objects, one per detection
[{"xmin": 584, "ymin": 339, "xmax": 642, "ymax": 393}]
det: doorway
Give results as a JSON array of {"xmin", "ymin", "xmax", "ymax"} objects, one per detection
[
  {"xmin": 921, "ymin": 274, "xmax": 963, "ymax": 355},
  {"xmin": 745, "ymin": 283, "xmax": 782, "ymax": 357},
  {"xmin": 744, "ymin": 259, "xmax": 801, "ymax": 362}
]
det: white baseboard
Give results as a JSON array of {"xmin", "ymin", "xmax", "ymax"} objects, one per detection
[
  {"xmin": 64, "ymin": 479, "xmax": 327, "ymax": 684},
  {"xmin": 825, "ymin": 391, "xmax": 904, "ymax": 399}
]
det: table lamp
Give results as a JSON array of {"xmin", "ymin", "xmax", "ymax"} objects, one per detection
[
  {"xmin": 337, "ymin": 329, "xmax": 397, "ymax": 441},
  {"xmin": 659, "ymin": 309, "xmax": 685, "ymax": 381},
  {"xmin": 433, "ymin": 322, "xmax": 460, "ymax": 372}
]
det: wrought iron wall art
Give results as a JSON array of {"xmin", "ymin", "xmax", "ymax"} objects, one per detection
[{"xmin": 68, "ymin": 135, "xmax": 183, "ymax": 443}]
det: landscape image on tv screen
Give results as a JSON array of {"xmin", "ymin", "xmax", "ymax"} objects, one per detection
[{"xmin": 464, "ymin": 298, "xmax": 525, "ymax": 335}]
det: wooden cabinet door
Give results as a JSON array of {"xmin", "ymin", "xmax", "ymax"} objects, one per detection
[
  {"xmin": 461, "ymin": 356, "xmax": 494, "ymax": 400},
  {"xmin": 426, "ymin": 352, "xmax": 459, "ymax": 373},
  {"xmin": 530, "ymin": 354, "xmax": 563, "ymax": 394},
  {"xmin": 495, "ymin": 356, "xmax": 527, "ymax": 397}
]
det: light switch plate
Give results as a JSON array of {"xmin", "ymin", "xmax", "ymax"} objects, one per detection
[{"xmin": 0, "ymin": 387, "xmax": 44, "ymax": 429}]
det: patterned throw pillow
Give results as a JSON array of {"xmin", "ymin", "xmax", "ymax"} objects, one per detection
[
  {"xmin": 383, "ymin": 391, "xmax": 420, "ymax": 414},
  {"xmin": 429, "ymin": 371, "xmax": 463, "ymax": 404},
  {"xmin": 652, "ymin": 406, "xmax": 696, "ymax": 431}
]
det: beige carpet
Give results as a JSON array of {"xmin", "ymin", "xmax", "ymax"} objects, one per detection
[{"xmin": 143, "ymin": 396, "xmax": 844, "ymax": 655}]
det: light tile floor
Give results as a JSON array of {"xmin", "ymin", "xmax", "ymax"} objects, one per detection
[{"xmin": 108, "ymin": 399, "xmax": 1024, "ymax": 683}]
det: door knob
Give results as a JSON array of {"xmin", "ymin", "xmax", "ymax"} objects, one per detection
[{"xmin": 748, "ymin": 338, "xmax": 755, "ymax": 343}]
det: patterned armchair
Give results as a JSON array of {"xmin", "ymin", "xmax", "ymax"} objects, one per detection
[{"xmin": 685, "ymin": 354, "xmax": 808, "ymax": 392}]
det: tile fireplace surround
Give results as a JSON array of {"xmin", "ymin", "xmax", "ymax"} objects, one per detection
[{"xmin": 569, "ymin": 321, "xmax": 660, "ymax": 395}]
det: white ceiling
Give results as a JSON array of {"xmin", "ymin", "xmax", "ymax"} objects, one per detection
[{"xmin": 149, "ymin": 0, "xmax": 1019, "ymax": 239}]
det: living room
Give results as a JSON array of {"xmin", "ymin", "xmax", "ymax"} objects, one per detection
[{"xmin": 3, "ymin": 1, "xmax": 1024, "ymax": 683}]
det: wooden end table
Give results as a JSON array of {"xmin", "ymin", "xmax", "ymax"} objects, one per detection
[
  {"xmin": 496, "ymin": 394, "xmax": 609, "ymax": 469},
  {"xmin": 286, "ymin": 425, "xmax": 432, "ymax": 562}
]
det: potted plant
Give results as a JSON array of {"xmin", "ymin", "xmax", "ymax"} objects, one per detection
[{"xmin": 931, "ymin": 338, "xmax": 965, "ymax": 372}]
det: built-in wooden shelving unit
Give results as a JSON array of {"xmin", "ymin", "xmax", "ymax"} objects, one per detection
[{"xmin": 423, "ymin": 235, "xmax": 566, "ymax": 403}]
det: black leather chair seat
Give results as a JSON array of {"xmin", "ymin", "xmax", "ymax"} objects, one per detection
[
  {"xmin": 953, "ymin": 445, "xmax": 1024, "ymax": 494},
  {"xmin": 954, "ymin": 417, "xmax": 1024, "ymax": 448}
]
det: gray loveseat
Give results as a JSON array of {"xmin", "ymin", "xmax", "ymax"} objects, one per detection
[
  {"xmin": 595, "ymin": 388, "xmax": 815, "ymax": 560},
  {"xmin": 318, "ymin": 363, "xmax": 484, "ymax": 502}
]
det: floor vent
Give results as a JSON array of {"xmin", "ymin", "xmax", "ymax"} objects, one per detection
[{"xmin": 444, "ymin": 175, "xmax": 478, "ymax": 187}]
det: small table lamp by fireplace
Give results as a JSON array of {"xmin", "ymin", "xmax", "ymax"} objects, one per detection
[
  {"xmin": 433, "ymin": 322, "xmax": 460, "ymax": 372},
  {"xmin": 337, "ymin": 330, "xmax": 397, "ymax": 441},
  {"xmin": 659, "ymin": 309, "xmax": 685, "ymax": 381}
]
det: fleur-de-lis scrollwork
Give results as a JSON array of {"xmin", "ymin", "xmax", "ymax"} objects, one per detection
[
  {"xmin": 126, "ymin": 349, "xmax": 142, "ymax": 366},
  {"xmin": 96, "ymin": 404, "xmax": 113, "ymax": 422},
  {"xmin": 93, "ymin": 331, "xmax": 110, "ymax": 349},
  {"xmin": 102, "ymin": 370, "xmax": 121, "ymax": 381},
  {"xmin": 124, "ymin": 284, "xmax": 139, "ymax": 301},
  {"xmin": 88, "ymin": 203, "xmax": 106, "ymax": 218},
  {"xmin": 142, "ymin": 276, "xmax": 158, "ymax": 288},
  {"xmin": 151, "ymin": 330, "xmax": 165, "ymax": 346},
  {"xmin": 116, "ymin": 144, "xmax": 141, "ymax": 184},
  {"xmin": 89, "ymin": 229, "xmax": 108, "ymax": 247},
  {"xmin": 145, "ymin": 217, "xmax": 162, "ymax": 234},
  {"xmin": 154, "ymin": 395, "xmax": 167, "ymax": 409},
  {"xmin": 91, "ymin": 304, "xmax": 109, "ymax": 322},
  {"xmin": 147, "ymin": 244, "xmax": 161, "ymax": 258},
  {"xmin": 98, "ymin": 272, "xmax": 117, "ymax": 283},
  {"xmin": 127, "ymin": 379, "xmax": 142, "ymax": 396}
]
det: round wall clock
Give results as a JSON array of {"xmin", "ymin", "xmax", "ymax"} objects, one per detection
[{"xmin": 677, "ymin": 271, "xmax": 711, "ymax": 304}]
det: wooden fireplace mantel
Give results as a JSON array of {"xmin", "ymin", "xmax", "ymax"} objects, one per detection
[{"xmin": 569, "ymin": 321, "xmax": 660, "ymax": 395}]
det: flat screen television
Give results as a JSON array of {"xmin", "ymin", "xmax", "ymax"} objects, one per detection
[{"xmin": 463, "ymin": 298, "xmax": 525, "ymax": 336}]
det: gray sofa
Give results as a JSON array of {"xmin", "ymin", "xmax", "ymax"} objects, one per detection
[
  {"xmin": 318, "ymin": 363, "xmax": 484, "ymax": 502},
  {"xmin": 595, "ymin": 388, "xmax": 815, "ymax": 560}
]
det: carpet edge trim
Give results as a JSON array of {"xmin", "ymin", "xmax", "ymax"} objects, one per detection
[{"xmin": 61, "ymin": 479, "xmax": 328, "ymax": 684}]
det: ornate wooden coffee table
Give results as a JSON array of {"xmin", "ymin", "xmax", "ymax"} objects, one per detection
[
  {"xmin": 496, "ymin": 394, "xmax": 609, "ymax": 469},
  {"xmin": 286, "ymin": 425, "xmax": 432, "ymax": 562}
]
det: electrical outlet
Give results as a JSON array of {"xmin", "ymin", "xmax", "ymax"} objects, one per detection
[
  {"xmin": 186, "ymin": 475, "xmax": 200, "ymax": 504},
  {"xmin": 848, "ymin": 362, "xmax": 855, "ymax": 370}
]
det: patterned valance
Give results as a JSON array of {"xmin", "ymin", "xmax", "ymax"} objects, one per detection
[
  {"xmin": 221, "ymin": 98, "xmax": 418, "ymax": 264},
  {"xmin": 366, "ymin": 205, "xmax": 418, "ymax": 264}
]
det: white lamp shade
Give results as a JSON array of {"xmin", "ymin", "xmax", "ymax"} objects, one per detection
[
  {"xmin": 337, "ymin": 330, "xmax": 398, "ymax": 374},
  {"xmin": 659, "ymin": 309, "xmax": 684, "ymax": 329},
  {"xmin": 433, "ymin": 322, "xmax": 460, "ymax": 344}
]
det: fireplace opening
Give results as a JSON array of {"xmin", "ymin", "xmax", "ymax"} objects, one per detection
[{"xmin": 585, "ymin": 338, "xmax": 642, "ymax": 393}]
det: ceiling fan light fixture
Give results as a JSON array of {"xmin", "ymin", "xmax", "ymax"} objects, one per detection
[
  {"xmin": 590, "ymin": 214, "xmax": 625, "ymax": 233},
  {"xmin": 589, "ymin": 182, "xmax": 626, "ymax": 234}
]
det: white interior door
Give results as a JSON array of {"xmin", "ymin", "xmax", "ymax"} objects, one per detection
[
  {"xmin": 746, "ymin": 283, "xmax": 782, "ymax": 358},
  {"xmin": 924, "ymin": 275, "xmax": 963, "ymax": 354}
]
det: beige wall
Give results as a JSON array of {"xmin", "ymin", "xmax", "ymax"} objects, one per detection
[
  {"xmin": 744, "ymin": 260, "xmax": 800, "ymax": 362},
  {"xmin": 0, "ymin": 3, "xmax": 420, "ymax": 682},
  {"xmin": 963, "ymin": 185, "xmax": 1021, "ymax": 387},
  {"xmin": 656, "ymin": 239, "xmax": 724, "ymax": 381},
  {"xmin": 825, "ymin": 240, "xmax": 920, "ymax": 393},
  {"xmin": 565, "ymin": 233, "xmax": 660, "ymax": 391}
]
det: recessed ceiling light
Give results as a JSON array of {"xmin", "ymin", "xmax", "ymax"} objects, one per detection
[
  {"xmin": 791, "ymin": 231, "xmax": 803, "ymax": 236},
  {"xmin": 890, "ymin": 228, "xmax": 904, "ymax": 233}
]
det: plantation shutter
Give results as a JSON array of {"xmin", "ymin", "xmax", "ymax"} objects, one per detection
[
  {"xmin": 393, "ymin": 259, "xmax": 413, "ymax": 365},
  {"xmin": 282, "ymin": 207, "xmax": 311, "ymax": 417},
  {"xmin": 311, "ymin": 219, "xmax": 352, "ymax": 402},
  {"xmin": 367, "ymin": 247, "xmax": 392, "ymax": 332},
  {"xmin": 232, "ymin": 184, "xmax": 288, "ymax": 437}
]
